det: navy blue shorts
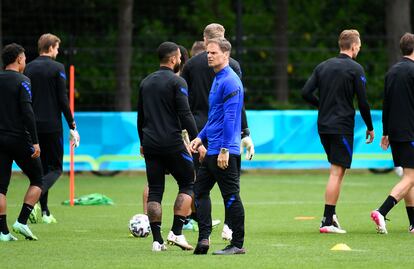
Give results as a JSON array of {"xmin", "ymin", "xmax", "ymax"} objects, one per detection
[
  {"xmin": 390, "ymin": 141, "xmax": 414, "ymax": 168},
  {"xmin": 319, "ymin": 134, "xmax": 353, "ymax": 169}
]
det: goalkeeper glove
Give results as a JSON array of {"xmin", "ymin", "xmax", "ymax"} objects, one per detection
[
  {"xmin": 240, "ymin": 136, "xmax": 254, "ymax": 160},
  {"xmin": 69, "ymin": 129, "xmax": 80, "ymax": 148}
]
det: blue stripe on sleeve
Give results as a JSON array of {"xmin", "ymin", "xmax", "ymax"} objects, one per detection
[
  {"xmin": 59, "ymin": 72, "xmax": 67, "ymax": 80},
  {"xmin": 180, "ymin": 87, "xmax": 188, "ymax": 96}
]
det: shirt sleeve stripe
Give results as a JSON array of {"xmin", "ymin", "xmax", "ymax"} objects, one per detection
[{"xmin": 223, "ymin": 89, "xmax": 240, "ymax": 103}]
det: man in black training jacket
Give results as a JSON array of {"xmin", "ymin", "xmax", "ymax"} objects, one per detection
[
  {"xmin": 371, "ymin": 33, "xmax": 414, "ymax": 234},
  {"xmin": 0, "ymin": 43, "xmax": 43, "ymax": 241},
  {"xmin": 25, "ymin": 33, "xmax": 79, "ymax": 224},
  {"xmin": 302, "ymin": 29, "xmax": 374, "ymax": 234},
  {"xmin": 137, "ymin": 41, "xmax": 198, "ymax": 252}
]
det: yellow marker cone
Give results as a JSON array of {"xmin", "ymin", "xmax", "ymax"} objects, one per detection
[
  {"xmin": 331, "ymin": 243, "xmax": 351, "ymax": 251},
  {"xmin": 294, "ymin": 216, "xmax": 315, "ymax": 220}
]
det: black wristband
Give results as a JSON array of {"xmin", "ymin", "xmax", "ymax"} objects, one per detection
[{"xmin": 241, "ymin": 128, "xmax": 250, "ymax": 139}]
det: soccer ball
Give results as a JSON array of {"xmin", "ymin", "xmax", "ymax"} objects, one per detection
[
  {"xmin": 129, "ymin": 214, "xmax": 151, "ymax": 238},
  {"xmin": 395, "ymin": 166, "xmax": 403, "ymax": 177}
]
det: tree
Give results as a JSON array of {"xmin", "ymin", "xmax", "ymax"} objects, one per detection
[
  {"xmin": 115, "ymin": 0, "xmax": 134, "ymax": 111},
  {"xmin": 274, "ymin": 0, "xmax": 288, "ymax": 103},
  {"xmin": 385, "ymin": 0, "xmax": 411, "ymax": 67}
]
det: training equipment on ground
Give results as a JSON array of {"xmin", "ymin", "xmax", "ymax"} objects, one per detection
[
  {"xmin": 129, "ymin": 214, "xmax": 151, "ymax": 238},
  {"xmin": 62, "ymin": 193, "xmax": 114, "ymax": 206},
  {"xmin": 69, "ymin": 129, "xmax": 80, "ymax": 148},
  {"xmin": 12, "ymin": 221, "xmax": 38, "ymax": 240},
  {"xmin": 166, "ymin": 231, "xmax": 193, "ymax": 250},
  {"xmin": 371, "ymin": 210, "xmax": 387, "ymax": 234},
  {"xmin": 222, "ymin": 223, "xmax": 233, "ymax": 241},
  {"xmin": 331, "ymin": 243, "xmax": 351, "ymax": 251}
]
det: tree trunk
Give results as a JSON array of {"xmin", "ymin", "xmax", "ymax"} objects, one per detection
[
  {"xmin": 274, "ymin": 0, "xmax": 289, "ymax": 103},
  {"xmin": 115, "ymin": 0, "xmax": 134, "ymax": 111},
  {"xmin": 385, "ymin": 0, "xmax": 411, "ymax": 67}
]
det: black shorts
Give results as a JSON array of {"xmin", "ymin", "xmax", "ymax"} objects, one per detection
[
  {"xmin": 319, "ymin": 134, "xmax": 353, "ymax": 169},
  {"xmin": 390, "ymin": 141, "xmax": 414, "ymax": 168},
  {"xmin": 0, "ymin": 135, "xmax": 43, "ymax": 194},
  {"xmin": 195, "ymin": 154, "xmax": 241, "ymax": 198},
  {"xmin": 144, "ymin": 149, "xmax": 195, "ymax": 202},
  {"xmin": 38, "ymin": 132, "xmax": 63, "ymax": 173}
]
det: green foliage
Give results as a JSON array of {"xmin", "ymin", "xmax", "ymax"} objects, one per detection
[{"xmin": 2, "ymin": 0, "xmax": 400, "ymax": 110}]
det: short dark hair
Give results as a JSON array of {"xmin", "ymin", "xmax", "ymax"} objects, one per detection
[
  {"xmin": 206, "ymin": 37, "xmax": 232, "ymax": 53},
  {"xmin": 38, "ymin": 33, "xmax": 61, "ymax": 54},
  {"xmin": 178, "ymin": 45, "xmax": 189, "ymax": 72},
  {"xmin": 2, "ymin": 43, "xmax": 25, "ymax": 68},
  {"xmin": 157, "ymin": 42, "xmax": 179, "ymax": 63},
  {"xmin": 400, "ymin": 33, "xmax": 414, "ymax": 56}
]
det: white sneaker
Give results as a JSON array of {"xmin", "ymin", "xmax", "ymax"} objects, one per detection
[
  {"xmin": 166, "ymin": 231, "xmax": 193, "ymax": 250},
  {"xmin": 221, "ymin": 224, "xmax": 233, "ymax": 241},
  {"xmin": 371, "ymin": 210, "xmax": 388, "ymax": 234},
  {"xmin": 332, "ymin": 214, "xmax": 341, "ymax": 229},
  {"xmin": 0, "ymin": 232, "xmax": 18, "ymax": 241},
  {"xmin": 319, "ymin": 225, "xmax": 347, "ymax": 234},
  {"xmin": 152, "ymin": 241, "xmax": 167, "ymax": 252}
]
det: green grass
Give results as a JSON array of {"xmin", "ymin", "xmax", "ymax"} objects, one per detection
[{"xmin": 1, "ymin": 170, "xmax": 414, "ymax": 268}]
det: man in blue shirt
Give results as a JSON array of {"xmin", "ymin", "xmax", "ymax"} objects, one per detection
[{"xmin": 190, "ymin": 37, "xmax": 245, "ymax": 255}]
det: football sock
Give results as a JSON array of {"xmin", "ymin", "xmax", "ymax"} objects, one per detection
[
  {"xmin": 40, "ymin": 192, "xmax": 50, "ymax": 216},
  {"xmin": 171, "ymin": 215, "xmax": 186, "ymax": 235},
  {"xmin": 378, "ymin": 195, "xmax": 398, "ymax": 217},
  {"xmin": 406, "ymin": 206, "xmax": 414, "ymax": 226},
  {"xmin": 150, "ymin": 222, "xmax": 163, "ymax": 244},
  {"xmin": 17, "ymin": 203, "xmax": 34, "ymax": 224},
  {"xmin": 0, "ymin": 214, "xmax": 9, "ymax": 233},
  {"xmin": 322, "ymin": 204, "xmax": 335, "ymax": 226}
]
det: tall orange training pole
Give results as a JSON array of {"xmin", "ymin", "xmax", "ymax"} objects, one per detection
[{"xmin": 69, "ymin": 65, "xmax": 75, "ymax": 206}]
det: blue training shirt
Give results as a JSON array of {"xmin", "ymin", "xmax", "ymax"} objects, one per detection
[{"xmin": 198, "ymin": 65, "xmax": 244, "ymax": 155}]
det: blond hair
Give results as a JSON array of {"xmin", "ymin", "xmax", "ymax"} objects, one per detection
[
  {"xmin": 38, "ymin": 33, "xmax": 61, "ymax": 54},
  {"xmin": 203, "ymin": 23, "xmax": 225, "ymax": 40},
  {"xmin": 338, "ymin": 29, "xmax": 360, "ymax": 50}
]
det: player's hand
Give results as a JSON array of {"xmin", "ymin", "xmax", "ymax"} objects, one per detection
[
  {"xmin": 380, "ymin": 135, "xmax": 389, "ymax": 150},
  {"xmin": 181, "ymin": 129, "xmax": 190, "ymax": 147},
  {"xmin": 69, "ymin": 129, "xmax": 80, "ymax": 148},
  {"xmin": 140, "ymin": 146, "xmax": 144, "ymax": 157},
  {"xmin": 31, "ymin": 144, "xmax": 40, "ymax": 159},
  {"xmin": 189, "ymin": 138, "xmax": 202, "ymax": 153},
  {"xmin": 366, "ymin": 129, "xmax": 374, "ymax": 144},
  {"xmin": 217, "ymin": 151, "xmax": 229, "ymax": 170},
  {"xmin": 240, "ymin": 136, "xmax": 255, "ymax": 160},
  {"xmin": 198, "ymin": 145, "xmax": 207, "ymax": 163}
]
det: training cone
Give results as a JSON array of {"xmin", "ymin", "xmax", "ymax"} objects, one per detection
[{"xmin": 331, "ymin": 243, "xmax": 351, "ymax": 251}]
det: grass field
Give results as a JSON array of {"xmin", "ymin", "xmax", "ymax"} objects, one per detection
[{"xmin": 1, "ymin": 170, "xmax": 414, "ymax": 269}]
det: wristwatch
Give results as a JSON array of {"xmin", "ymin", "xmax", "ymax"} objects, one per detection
[{"xmin": 220, "ymin": 148, "xmax": 229, "ymax": 154}]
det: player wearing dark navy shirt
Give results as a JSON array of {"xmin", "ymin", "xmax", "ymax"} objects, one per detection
[
  {"xmin": 302, "ymin": 29, "xmax": 374, "ymax": 234},
  {"xmin": 0, "ymin": 43, "xmax": 43, "ymax": 241},
  {"xmin": 24, "ymin": 33, "xmax": 77, "ymax": 224}
]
